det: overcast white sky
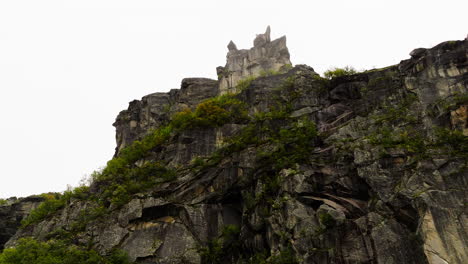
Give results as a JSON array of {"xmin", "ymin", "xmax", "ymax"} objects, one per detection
[{"xmin": 0, "ymin": 0, "xmax": 466, "ymax": 198}]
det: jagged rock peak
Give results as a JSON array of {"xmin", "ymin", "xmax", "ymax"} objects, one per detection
[
  {"xmin": 253, "ymin": 25, "xmax": 271, "ymax": 47},
  {"xmin": 227, "ymin": 40, "xmax": 237, "ymax": 51},
  {"xmin": 218, "ymin": 26, "xmax": 292, "ymax": 94}
]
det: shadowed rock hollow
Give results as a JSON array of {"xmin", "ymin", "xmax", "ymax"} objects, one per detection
[{"xmin": 0, "ymin": 29, "xmax": 467, "ymax": 264}]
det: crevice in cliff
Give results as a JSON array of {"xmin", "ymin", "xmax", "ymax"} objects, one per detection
[{"xmin": 133, "ymin": 204, "xmax": 181, "ymax": 223}]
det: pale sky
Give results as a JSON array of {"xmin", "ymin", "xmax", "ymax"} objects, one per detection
[{"xmin": 0, "ymin": 0, "xmax": 466, "ymax": 198}]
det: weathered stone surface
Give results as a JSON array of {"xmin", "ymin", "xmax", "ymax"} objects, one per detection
[
  {"xmin": 227, "ymin": 40, "xmax": 237, "ymax": 51},
  {"xmin": 0, "ymin": 196, "xmax": 44, "ymax": 250},
  {"xmin": 1, "ymin": 37, "xmax": 467, "ymax": 264},
  {"xmin": 113, "ymin": 77, "xmax": 218, "ymax": 155},
  {"xmin": 218, "ymin": 26, "xmax": 292, "ymax": 94}
]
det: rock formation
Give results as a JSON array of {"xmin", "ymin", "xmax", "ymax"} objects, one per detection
[
  {"xmin": 217, "ymin": 26, "xmax": 292, "ymax": 94},
  {"xmin": 0, "ymin": 196, "xmax": 44, "ymax": 251},
  {"xmin": 0, "ymin": 31, "xmax": 467, "ymax": 264}
]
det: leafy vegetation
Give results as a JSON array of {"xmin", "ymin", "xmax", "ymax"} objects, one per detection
[
  {"xmin": 100, "ymin": 162, "xmax": 176, "ymax": 207},
  {"xmin": 16, "ymin": 75, "xmax": 314, "ymax": 263},
  {"xmin": 196, "ymin": 225, "xmax": 241, "ymax": 264},
  {"xmin": 243, "ymin": 246, "xmax": 299, "ymax": 264},
  {"xmin": 371, "ymin": 93, "xmax": 418, "ymax": 125},
  {"xmin": 433, "ymin": 127, "xmax": 468, "ymax": 158},
  {"xmin": 265, "ymin": 246, "xmax": 299, "ymax": 264},
  {"xmin": 235, "ymin": 76, "xmax": 257, "ymax": 91},
  {"xmin": 0, "ymin": 238, "xmax": 132, "ymax": 264},
  {"xmin": 21, "ymin": 194, "xmax": 65, "ymax": 228},
  {"xmin": 188, "ymin": 77, "xmax": 318, "ymax": 218},
  {"xmin": 197, "ymin": 224, "xmax": 299, "ymax": 264},
  {"xmin": 361, "ymin": 71, "xmax": 398, "ymax": 96},
  {"xmin": 323, "ymin": 66, "xmax": 357, "ymax": 79},
  {"xmin": 21, "ymin": 189, "xmax": 89, "ymax": 228},
  {"xmin": 318, "ymin": 211, "xmax": 336, "ymax": 229},
  {"xmin": 0, "ymin": 199, "xmax": 7, "ymax": 206},
  {"xmin": 280, "ymin": 64, "xmax": 293, "ymax": 72},
  {"xmin": 427, "ymin": 92, "xmax": 468, "ymax": 117},
  {"xmin": 368, "ymin": 126, "xmax": 427, "ymax": 156},
  {"xmin": 171, "ymin": 94, "xmax": 248, "ymax": 130},
  {"xmin": 22, "ymin": 93, "xmax": 247, "ymax": 228},
  {"xmin": 367, "ymin": 92, "xmax": 467, "ymax": 160}
]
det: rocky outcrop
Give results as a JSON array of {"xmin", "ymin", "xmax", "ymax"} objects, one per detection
[
  {"xmin": 0, "ymin": 196, "xmax": 44, "ymax": 250},
  {"xmin": 113, "ymin": 78, "xmax": 219, "ymax": 155},
  {"xmin": 1, "ymin": 35, "xmax": 467, "ymax": 264},
  {"xmin": 217, "ymin": 26, "xmax": 292, "ymax": 94}
]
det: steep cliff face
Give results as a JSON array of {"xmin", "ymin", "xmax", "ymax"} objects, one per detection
[
  {"xmin": 0, "ymin": 196, "xmax": 44, "ymax": 251},
  {"xmin": 113, "ymin": 78, "xmax": 219, "ymax": 155},
  {"xmin": 1, "ymin": 31, "xmax": 466, "ymax": 264}
]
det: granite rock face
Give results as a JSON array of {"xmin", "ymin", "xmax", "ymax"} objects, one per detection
[
  {"xmin": 218, "ymin": 26, "xmax": 292, "ymax": 94},
  {"xmin": 0, "ymin": 196, "xmax": 44, "ymax": 250},
  {"xmin": 1, "ymin": 36, "xmax": 467, "ymax": 264},
  {"xmin": 113, "ymin": 78, "xmax": 219, "ymax": 155}
]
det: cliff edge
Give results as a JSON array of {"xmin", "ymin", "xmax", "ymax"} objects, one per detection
[{"xmin": 1, "ymin": 29, "xmax": 467, "ymax": 264}]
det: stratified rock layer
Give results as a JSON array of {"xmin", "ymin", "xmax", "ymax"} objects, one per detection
[{"xmin": 1, "ymin": 37, "xmax": 467, "ymax": 264}]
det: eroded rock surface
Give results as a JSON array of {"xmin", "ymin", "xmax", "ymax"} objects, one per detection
[
  {"xmin": 1, "ymin": 36, "xmax": 467, "ymax": 264},
  {"xmin": 0, "ymin": 196, "xmax": 44, "ymax": 250},
  {"xmin": 218, "ymin": 26, "xmax": 292, "ymax": 94}
]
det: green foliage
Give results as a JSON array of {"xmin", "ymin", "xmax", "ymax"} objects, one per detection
[
  {"xmin": 453, "ymin": 93, "xmax": 468, "ymax": 105},
  {"xmin": 104, "ymin": 125, "xmax": 173, "ymax": 179},
  {"xmin": 268, "ymin": 247, "xmax": 299, "ymax": 264},
  {"xmin": 433, "ymin": 127, "xmax": 468, "ymax": 158},
  {"xmin": 197, "ymin": 240, "xmax": 222, "ymax": 264},
  {"xmin": 428, "ymin": 92, "xmax": 468, "ymax": 117},
  {"xmin": 172, "ymin": 94, "xmax": 248, "ymax": 130},
  {"xmin": 0, "ymin": 199, "xmax": 7, "ymax": 206},
  {"xmin": 259, "ymin": 69, "xmax": 281, "ymax": 77},
  {"xmin": 171, "ymin": 109, "xmax": 195, "ymax": 130},
  {"xmin": 197, "ymin": 225, "xmax": 241, "ymax": 264},
  {"xmin": 368, "ymin": 124, "xmax": 468, "ymax": 161},
  {"xmin": 318, "ymin": 212, "xmax": 336, "ymax": 229},
  {"xmin": 372, "ymin": 93, "xmax": 418, "ymax": 125},
  {"xmin": 323, "ymin": 66, "xmax": 357, "ymax": 79},
  {"xmin": 280, "ymin": 76, "xmax": 296, "ymax": 90},
  {"xmin": 21, "ymin": 194, "xmax": 64, "ymax": 228},
  {"xmin": 363, "ymin": 71, "xmax": 398, "ymax": 96},
  {"xmin": 88, "ymin": 124, "xmax": 177, "ymax": 207},
  {"xmin": 95, "ymin": 162, "xmax": 176, "ymax": 207},
  {"xmin": 365, "ymin": 92, "xmax": 430, "ymax": 158},
  {"xmin": 0, "ymin": 238, "xmax": 132, "ymax": 264},
  {"xmin": 257, "ymin": 118, "xmax": 318, "ymax": 171},
  {"xmin": 367, "ymin": 92, "xmax": 467, "ymax": 160},
  {"xmin": 88, "ymin": 94, "xmax": 245, "ymax": 207},
  {"xmin": 245, "ymin": 246, "xmax": 299, "ymax": 264},
  {"xmin": 311, "ymin": 74, "xmax": 330, "ymax": 93},
  {"xmin": 69, "ymin": 205, "xmax": 108, "ymax": 234},
  {"xmin": 367, "ymin": 126, "xmax": 427, "ymax": 156},
  {"xmin": 280, "ymin": 64, "xmax": 293, "ymax": 72},
  {"xmin": 21, "ymin": 186, "xmax": 94, "ymax": 228},
  {"xmin": 236, "ymin": 76, "xmax": 256, "ymax": 91}
]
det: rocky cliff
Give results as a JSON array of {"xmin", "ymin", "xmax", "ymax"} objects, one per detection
[
  {"xmin": 0, "ymin": 197, "xmax": 44, "ymax": 251},
  {"xmin": 0, "ymin": 30, "xmax": 467, "ymax": 264},
  {"xmin": 217, "ymin": 26, "xmax": 292, "ymax": 94}
]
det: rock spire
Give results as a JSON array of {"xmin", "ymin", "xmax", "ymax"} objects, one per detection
[{"xmin": 217, "ymin": 26, "xmax": 292, "ymax": 94}]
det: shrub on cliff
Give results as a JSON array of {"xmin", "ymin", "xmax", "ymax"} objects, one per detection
[
  {"xmin": 323, "ymin": 66, "xmax": 357, "ymax": 79},
  {"xmin": 20, "ymin": 193, "xmax": 65, "ymax": 228},
  {"xmin": 172, "ymin": 94, "xmax": 248, "ymax": 130},
  {"xmin": 20, "ymin": 187, "xmax": 92, "ymax": 228},
  {"xmin": 0, "ymin": 238, "xmax": 132, "ymax": 264}
]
